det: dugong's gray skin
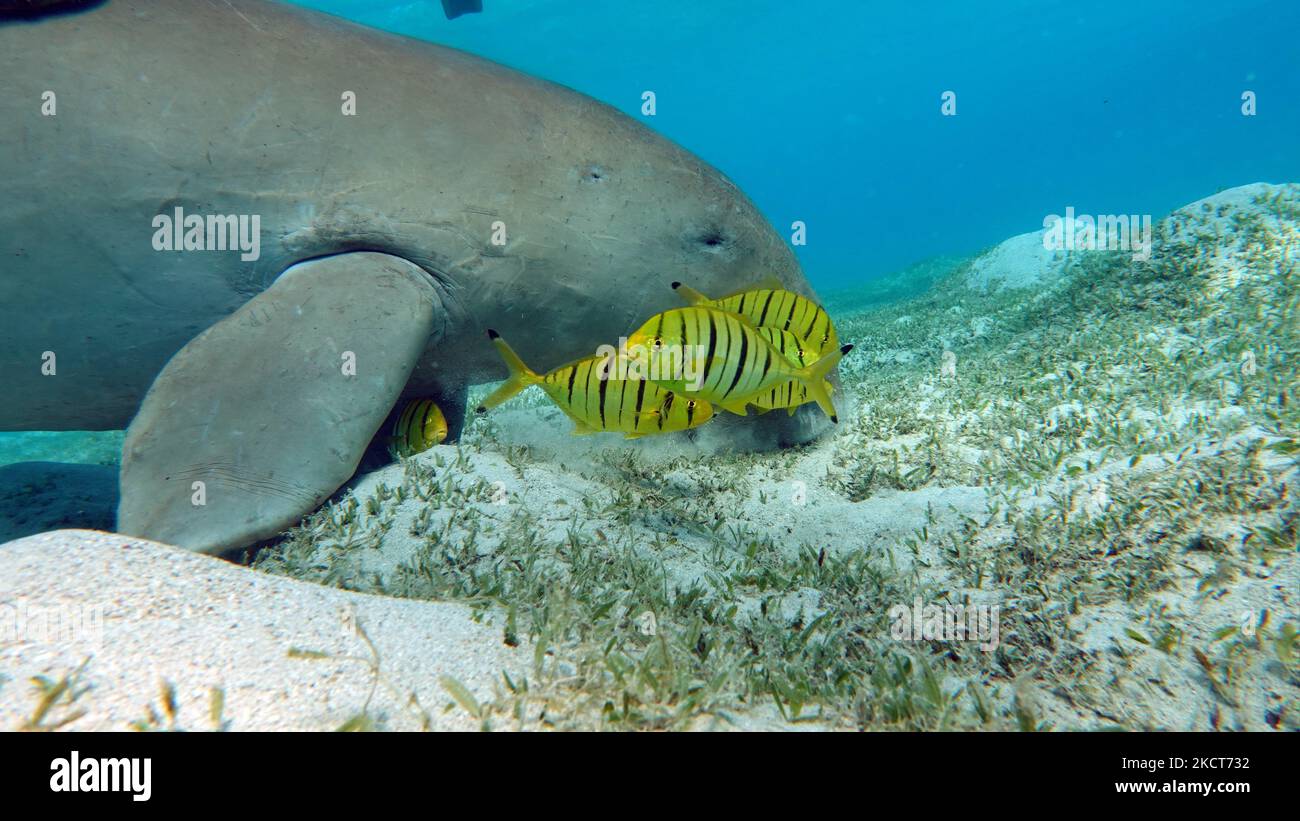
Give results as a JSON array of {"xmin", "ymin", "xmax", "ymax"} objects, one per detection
[{"xmin": 0, "ymin": 0, "xmax": 831, "ymax": 553}]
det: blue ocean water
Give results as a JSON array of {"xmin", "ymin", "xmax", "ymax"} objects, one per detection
[{"xmin": 293, "ymin": 0, "xmax": 1300, "ymax": 292}]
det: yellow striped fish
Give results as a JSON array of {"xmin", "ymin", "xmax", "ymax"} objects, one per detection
[
  {"xmin": 626, "ymin": 305, "xmax": 850, "ymax": 422},
  {"xmin": 475, "ymin": 330, "xmax": 713, "ymax": 438},
  {"xmin": 391, "ymin": 399, "xmax": 449, "ymax": 456},
  {"xmin": 671, "ymin": 279, "xmax": 839, "ymax": 356},
  {"xmin": 750, "ymin": 327, "xmax": 834, "ymax": 415}
]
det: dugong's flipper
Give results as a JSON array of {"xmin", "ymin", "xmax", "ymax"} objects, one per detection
[{"xmin": 118, "ymin": 253, "xmax": 444, "ymax": 555}]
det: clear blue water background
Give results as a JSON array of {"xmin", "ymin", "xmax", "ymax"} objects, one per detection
[{"xmin": 292, "ymin": 0, "xmax": 1300, "ymax": 292}]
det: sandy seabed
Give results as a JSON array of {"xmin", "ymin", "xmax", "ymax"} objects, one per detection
[{"xmin": 2, "ymin": 183, "xmax": 1297, "ymax": 731}]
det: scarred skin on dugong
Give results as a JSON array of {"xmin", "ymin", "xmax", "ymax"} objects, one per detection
[{"xmin": 0, "ymin": 0, "xmax": 835, "ymax": 552}]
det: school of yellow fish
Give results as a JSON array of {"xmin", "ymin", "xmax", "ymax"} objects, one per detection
[
  {"xmin": 388, "ymin": 279, "xmax": 848, "ymax": 454},
  {"xmin": 469, "ymin": 278, "xmax": 851, "ymax": 443}
]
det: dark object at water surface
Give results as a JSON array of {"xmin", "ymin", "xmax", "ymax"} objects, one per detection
[
  {"xmin": 441, "ymin": 0, "xmax": 482, "ymax": 20},
  {"xmin": 0, "ymin": 0, "xmax": 106, "ymax": 19}
]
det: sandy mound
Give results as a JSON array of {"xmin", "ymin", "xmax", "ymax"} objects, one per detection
[
  {"xmin": 0, "ymin": 530, "xmax": 524, "ymax": 731},
  {"xmin": 961, "ymin": 182, "xmax": 1298, "ymax": 295},
  {"xmin": 962, "ymin": 229, "xmax": 1073, "ymax": 292}
]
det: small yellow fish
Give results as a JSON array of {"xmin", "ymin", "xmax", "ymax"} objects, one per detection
[
  {"xmin": 750, "ymin": 327, "xmax": 834, "ymax": 415},
  {"xmin": 475, "ymin": 329, "xmax": 714, "ymax": 438},
  {"xmin": 625, "ymin": 305, "xmax": 849, "ymax": 422},
  {"xmin": 391, "ymin": 398, "xmax": 449, "ymax": 456},
  {"xmin": 672, "ymin": 278, "xmax": 839, "ymax": 356}
]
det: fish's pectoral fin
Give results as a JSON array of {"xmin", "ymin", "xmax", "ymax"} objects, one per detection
[{"xmin": 117, "ymin": 252, "xmax": 445, "ymax": 555}]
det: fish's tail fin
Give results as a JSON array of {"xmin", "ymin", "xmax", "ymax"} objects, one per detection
[
  {"xmin": 476, "ymin": 329, "xmax": 542, "ymax": 413},
  {"xmin": 792, "ymin": 344, "xmax": 853, "ymax": 423},
  {"xmin": 670, "ymin": 281, "xmax": 712, "ymax": 305}
]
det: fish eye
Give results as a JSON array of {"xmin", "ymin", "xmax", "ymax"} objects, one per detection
[
  {"xmin": 687, "ymin": 400, "xmax": 696, "ymax": 409},
  {"xmin": 652, "ymin": 337, "xmax": 664, "ymax": 350}
]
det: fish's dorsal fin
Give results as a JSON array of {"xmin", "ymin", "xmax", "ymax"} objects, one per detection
[
  {"xmin": 720, "ymin": 274, "xmax": 786, "ymax": 298},
  {"xmin": 670, "ymin": 281, "xmax": 711, "ymax": 306},
  {"xmin": 672, "ymin": 275, "xmax": 787, "ymax": 305},
  {"xmin": 693, "ymin": 303, "xmax": 761, "ymax": 329}
]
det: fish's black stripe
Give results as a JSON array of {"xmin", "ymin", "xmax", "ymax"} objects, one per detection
[
  {"xmin": 659, "ymin": 391, "xmax": 673, "ymax": 430},
  {"xmin": 394, "ymin": 403, "xmax": 408, "ymax": 438},
  {"xmin": 792, "ymin": 300, "xmax": 810, "ymax": 334},
  {"xmin": 758, "ymin": 290, "xmax": 775, "ymax": 325},
  {"xmin": 566, "ymin": 365, "xmax": 578, "ymax": 406},
  {"xmin": 701, "ymin": 310, "xmax": 718, "ymax": 390},
  {"xmin": 770, "ymin": 291, "xmax": 787, "ymax": 328},
  {"xmin": 584, "ymin": 360, "xmax": 600, "ymax": 424},
  {"xmin": 724, "ymin": 321, "xmax": 749, "ymax": 398},
  {"xmin": 574, "ymin": 361, "xmax": 590, "ymax": 421},
  {"xmin": 634, "ymin": 378, "xmax": 647, "ymax": 432},
  {"xmin": 782, "ymin": 293, "xmax": 796, "ymax": 331},
  {"xmin": 598, "ymin": 371, "xmax": 609, "ymax": 428},
  {"xmin": 687, "ymin": 400, "xmax": 695, "ymax": 426},
  {"xmin": 394, "ymin": 401, "xmax": 412, "ymax": 438},
  {"xmin": 418, "ymin": 401, "xmax": 433, "ymax": 445},
  {"xmin": 617, "ymin": 377, "xmax": 632, "ymax": 430}
]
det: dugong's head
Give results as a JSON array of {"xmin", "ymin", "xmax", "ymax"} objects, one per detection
[{"xmin": 375, "ymin": 48, "xmax": 834, "ymax": 447}]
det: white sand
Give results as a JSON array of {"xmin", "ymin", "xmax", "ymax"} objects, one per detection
[
  {"xmin": 0, "ymin": 530, "xmax": 525, "ymax": 731},
  {"xmin": 963, "ymin": 229, "xmax": 1073, "ymax": 292}
]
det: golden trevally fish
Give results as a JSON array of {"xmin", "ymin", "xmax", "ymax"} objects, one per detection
[
  {"xmin": 625, "ymin": 305, "xmax": 850, "ymax": 423},
  {"xmin": 475, "ymin": 330, "xmax": 713, "ymax": 438},
  {"xmin": 750, "ymin": 327, "xmax": 834, "ymax": 415},
  {"xmin": 671, "ymin": 278, "xmax": 839, "ymax": 356},
  {"xmin": 391, "ymin": 398, "xmax": 449, "ymax": 456}
]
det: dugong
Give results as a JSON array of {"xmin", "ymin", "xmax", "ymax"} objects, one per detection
[{"xmin": 0, "ymin": 0, "xmax": 831, "ymax": 554}]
